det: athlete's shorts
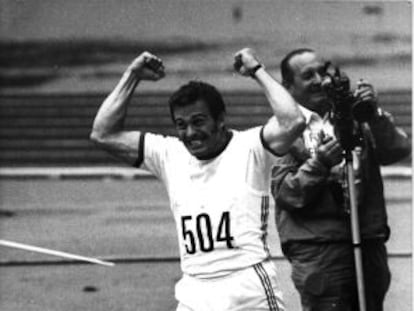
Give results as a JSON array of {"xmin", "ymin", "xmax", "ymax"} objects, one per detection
[{"xmin": 175, "ymin": 259, "xmax": 285, "ymax": 311}]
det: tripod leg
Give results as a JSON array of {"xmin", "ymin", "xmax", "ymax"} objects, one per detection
[{"xmin": 346, "ymin": 160, "xmax": 367, "ymax": 311}]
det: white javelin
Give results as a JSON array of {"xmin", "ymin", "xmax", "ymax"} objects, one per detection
[{"xmin": 0, "ymin": 239, "xmax": 115, "ymax": 267}]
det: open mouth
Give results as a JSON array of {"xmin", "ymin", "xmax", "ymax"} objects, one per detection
[{"xmin": 186, "ymin": 139, "xmax": 205, "ymax": 150}]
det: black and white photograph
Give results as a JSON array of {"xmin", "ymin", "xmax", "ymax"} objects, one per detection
[{"xmin": 0, "ymin": 1, "xmax": 411, "ymax": 310}]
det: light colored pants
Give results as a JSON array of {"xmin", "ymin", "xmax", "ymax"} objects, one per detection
[{"xmin": 175, "ymin": 260, "xmax": 285, "ymax": 311}]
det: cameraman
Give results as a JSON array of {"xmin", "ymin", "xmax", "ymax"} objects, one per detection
[{"xmin": 271, "ymin": 48, "xmax": 411, "ymax": 311}]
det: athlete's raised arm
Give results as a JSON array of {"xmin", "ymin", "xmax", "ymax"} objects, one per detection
[
  {"xmin": 234, "ymin": 48, "xmax": 305, "ymax": 155},
  {"xmin": 90, "ymin": 52, "xmax": 165, "ymax": 165}
]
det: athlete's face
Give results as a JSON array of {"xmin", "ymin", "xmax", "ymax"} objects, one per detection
[
  {"xmin": 173, "ymin": 99, "xmax": 225, "ymax": 159},
  {"xmin": 287, "ymin": 52, "xmax": 330, "ymax": 116}
]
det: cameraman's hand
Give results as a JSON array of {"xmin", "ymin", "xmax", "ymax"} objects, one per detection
[
  {"xmin": 354, "ymin": 79, "xmax": 378, "ymax": 106},
  {"xmin": 352, "ymin": 79, "xmax": 379, "ymax": 121},
  {"xmin": 127, "ymin": 52, "xmax": 165, "ymax": 81},
  {"xmin": 233, "ymin": 48, "xmax": 262, "ymax": 77},
  {"xmin": 315, "ymin": 136, "xmax": 343, "ymax": 168}
]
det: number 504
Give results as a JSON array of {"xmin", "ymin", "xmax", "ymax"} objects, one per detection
[{"xmin": 181, "ymin": 211, "xmax": 234, "ymax": 254}]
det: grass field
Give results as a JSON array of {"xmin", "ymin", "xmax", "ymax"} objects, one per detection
[{"xmin": 0, "ymin": 175, "xmax": 411, "ymax": 310}]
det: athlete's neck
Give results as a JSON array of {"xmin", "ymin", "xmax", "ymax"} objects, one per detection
[{"xmin": 197, "ymin": 130, "xmax": 233, "ymax": 161}]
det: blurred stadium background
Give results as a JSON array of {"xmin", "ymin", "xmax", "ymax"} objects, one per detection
[{"xmin": 0, "ymin": 1, "xmax": 411, "ymax": 310}]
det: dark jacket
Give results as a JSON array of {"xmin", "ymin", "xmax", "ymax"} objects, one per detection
[{"xmin": 271, "ymin": 110, "xmax": 411, "ymax": 245}]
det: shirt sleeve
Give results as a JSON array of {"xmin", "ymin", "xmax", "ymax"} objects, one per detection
[
  {"xmin": 140, "ymin": 132, "xmax": 179, "ymax": 181},
  {"xmin": 367, "ymin": 109, "xmax": 411, "ymax": 165},
  {"xmin": 271, "ymin": 153, "xmax": 331, "ymax": 211},
  {"xmin": 243, "ymin": 126, "xmax": 281, "ymax": 191}
]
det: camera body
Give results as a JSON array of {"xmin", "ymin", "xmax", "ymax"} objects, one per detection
[
  {"xmin": 322, "ymin": 65, "xmax": 376, "ymax": 151},
  {"xmin": 322, "ymin": 65, "xmax": 376, "ymax": 123}
]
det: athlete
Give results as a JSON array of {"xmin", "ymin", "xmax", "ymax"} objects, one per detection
[{"xmin": 90, "ymin": 48, "xmax": 306, "ymax": 311}]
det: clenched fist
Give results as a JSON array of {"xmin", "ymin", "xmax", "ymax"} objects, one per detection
[
  {"xmin": 233, "ymin": 48, "xmax": 263, "ymax": 77},
  {"xmin": 127, "ymin": 52, "xmax": 165, "ymax": 81}
]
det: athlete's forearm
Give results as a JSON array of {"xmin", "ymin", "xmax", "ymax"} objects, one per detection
[
  {"xmin": 254, "ymin": 68, "xmax": 306, "ymax": 154},
  {"xmin": 255, "ymin": 68, "xmax": 302, "ymax": 123},
  {"xmin": 91, "ymin": 69, "xmax": 140, "ymax": 140},
  {"xmin": 90, "ymin": 51, "xmax": 165, "ymax": 165}
]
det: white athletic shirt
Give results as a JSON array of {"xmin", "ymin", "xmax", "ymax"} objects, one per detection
[{"xmin": 140, "ymin": 127, "xmax": 278, "ymax": 278}]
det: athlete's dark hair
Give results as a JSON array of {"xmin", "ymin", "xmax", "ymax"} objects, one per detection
[
  {"xmin": 280, "ymin": 48, "xmax": 315, "ymax": 86},
  {"xmin": 168, "ymin": 80, "xmax": 226, "ymax": 122}
]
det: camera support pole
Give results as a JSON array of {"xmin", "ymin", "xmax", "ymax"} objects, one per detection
[
  {"xmin": 324, "ymin": 64, "xmax": 370, "ymax": 310},
  {"xmin": 345, "ymin": 150, "xmax": 367, "ymax": 311}
]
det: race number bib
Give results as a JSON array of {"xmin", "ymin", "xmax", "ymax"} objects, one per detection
[{"xmin": 180, "ymin": 211, "xmax": 234, "ymax": 254}]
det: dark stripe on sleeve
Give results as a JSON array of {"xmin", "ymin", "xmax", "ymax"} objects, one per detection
[
  {"xmin": 259, "ymin": 126, "xmax": 285, "ymax": 157},
  {"xmin": 133, "ymin": 133, "xmax": 146, "ymax": 168}
]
